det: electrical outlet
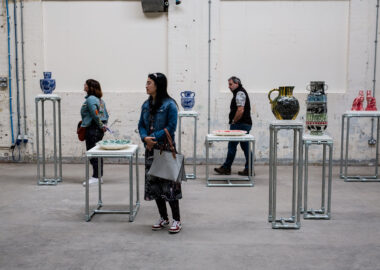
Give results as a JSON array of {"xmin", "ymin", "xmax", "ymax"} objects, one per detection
[{"xmin": 0, "ymin": 77, "xmax": 7, "ymax": 88}]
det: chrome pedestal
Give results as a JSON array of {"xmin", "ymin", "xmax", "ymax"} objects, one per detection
[
  {"xmin": 35, "ymin": 94, "xmax": 62, "ymax": 186},
  {"xmin": 178, "ymin": 111, "xmax": 198, "ymax": 179},
  {"xmin": 303, "ymin": 134, "xmax": 333, "ymax": 220},
  {"xmin": 340, "ymin": 111, "xmax": 380, "ymax": 182},
  {"xmin": 205, "ymin": 134, "xmax": 255, "ymax": 187},
  {"xmin": 85, "ymin": 145, "xmax": 140, "ymax": 222},
  {"xmin": 269, "ymin": 121, "xmax": 303, "ymax": 229}
]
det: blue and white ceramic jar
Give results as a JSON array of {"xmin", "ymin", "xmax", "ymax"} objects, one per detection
[
  {"xmin": 40, "ymin": 72, "xmax": 56, "ymax": 94},
  {"xmin": 180, "ymin": 91, "xmax": 195, "ymax": 111}
]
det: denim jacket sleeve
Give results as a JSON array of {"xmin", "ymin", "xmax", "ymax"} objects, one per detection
[
  {"xmin": 153, "ymin": 101, "xmax": 178, "ymax": 140},
  {"xmin": 87, "ymin": 96, "xmax": 104, "ymax": 129},
  {"xmin": 138, "ymin": 103, "xmax": 148, "ymax": 143}
]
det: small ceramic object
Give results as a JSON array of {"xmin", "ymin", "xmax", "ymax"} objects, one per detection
[
  {"xmin": 212, "ymin": 130, "xmax": 247, "ymax": 136},
  {"xmin": 180, "ymin": 91, "xmax": 195, "ymax": 111},
  {"xmin": 97, "ymin": 139, "xmax": 131, "ymax": 150},
  {"xmin": 40, "ymin": 72, "xmax": 56, "ymax": 94},
  {"xmin": 365, "ymin": 90, "xmax": 377, "ymax": 111},
  {"xmin": 268, "ymin": 86, "xmax": 300, "ymax": 120},
  {"xmin": 351, "ymin": 90, "xmax": 364, "ymax": 111}
]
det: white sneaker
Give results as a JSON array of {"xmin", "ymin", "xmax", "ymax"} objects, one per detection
[
  {"xmin": 152, "ymin": 217, "xmax": 170, "ymax": 231},
  {"xmin": 168, "ymin": 220, "xmax": 182, "ymax": 233},
  {"xmin": 82, "ymin": 177, "xmax": 103, "ymax": 187}
]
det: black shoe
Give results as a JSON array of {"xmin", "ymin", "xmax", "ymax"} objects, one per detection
[
  {"xmin": 214, "ymin": 166, "xmax": 231, "ymax": 175},
  {"xmin": 238, "ymin": 168, "xmax": 255, "ymax": 176}
]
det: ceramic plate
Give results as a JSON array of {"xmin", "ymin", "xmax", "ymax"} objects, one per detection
[
  {"xmin": 212, "ymin": 130, "xmax": 247, "ymax": 136},
  {"xmin": 97, "ymin": 139, "xmax": 131, "ymax": 150}
]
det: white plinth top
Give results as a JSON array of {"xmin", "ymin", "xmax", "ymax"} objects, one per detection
[
  {"xmin": 303, "ymin": 134, "xmax": 333, "ymax": 142},
  {"xmin": 206, "ymin": 134, "xmax": 255, "ymax": 142},
  {"xmin": 179, "ymin": 111, "xmax": 198, "ymax": 117},
  {"xmin": 35, "ymin": 94, "xmax": 61, "ymax": 101},
  {"xmin": 270, "ymin": 120, "xmax": 303, "ymax": 127},
  {"xmin": 86, "ymin": 144, "xmax": 138, "ymax": 157},
  {"xmin": 344, "ymin": 110, "xmax": 380, "ymax": 117}
]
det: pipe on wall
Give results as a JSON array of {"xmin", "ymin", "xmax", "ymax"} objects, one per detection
[
  {"xmin": 13, "ymin": 0, "xmax": 21, "ymax": 141},
  {"xmin": 6, "ymin": 0, "xmax": 15, "ymax": 146},
  {"xmin": 20, "ymin": 0, "xmax": 27, "ymax": 140},
  {"xmin": 370, "ymin": 0, "xmax": 380, "ymax": 145},
  {"xmin": 207, "ymin": 0, "xmax": 211, "ymax": 134}
]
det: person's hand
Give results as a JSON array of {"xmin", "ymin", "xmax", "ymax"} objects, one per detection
[
  {"xmin": 144, "ymin": 136, "xmax": 157, "ymax": 151},
  {"xmin": 102, "ymin": 125, "xmax": 107, "ymax": 132}
]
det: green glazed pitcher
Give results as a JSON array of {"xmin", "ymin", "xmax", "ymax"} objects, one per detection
[{"xmin": 268, "ymin": 86, "xmax": 300, "ymax": 120}]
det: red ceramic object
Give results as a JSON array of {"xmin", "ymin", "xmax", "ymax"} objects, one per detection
[
  {"xmin": 365, "ymin": 90, "xmax": 377, "ymax": 111},
  {"xmin": 351, "ymin": 90, "xmax": 365, "ymax": 111}
]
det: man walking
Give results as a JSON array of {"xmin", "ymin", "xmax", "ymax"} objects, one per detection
[{"xmin": 214, "ymin": 76, "xmax": 252, "ymax": 176}]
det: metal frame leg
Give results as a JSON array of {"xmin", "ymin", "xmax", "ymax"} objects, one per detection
[
  {"xmin": 321, "ymin": 144, "xmax": 326, "ymax": 212},
  {"xmin": 303, "ymin": 142, "xmax": 309, "ymax": 217},
  {"xmin": 340, "ymin": 115, "xmax": 345, "ymax": 178},
  {"xmin": 98, "ymin": 157, "xmax": 102, "ymax": 207},
  {"xmin": 192, "ymin": 116, "xmax": 197, "ymax": 179},
  {"xmin": 129, "ymin": 157, "xmax": 134, "ymax": 222},
  {"xmin": 53, "ymin": 100, "xmax": 57, "ymax": 182},
  {"xmin": 36, "ymin": 100, "xmax": 40, "ymax": 184},
  {"xmin": 292, "ymin": 129, "xmax": 297, "ymax": 221},
  {"xmin": 268, "ymin": 127, "xmax": 273, "ymax": 222},
  {"xmin": 58, "ymin": 99, "xmax": 62, "ymax": 182},
  {"xmin": 85, "ymin": 157, "xmax": 91, "ymax": 221},
  {"xmin": 296, "ymin": 129, "xmax": 303, "ymax": 228},
  {"xmin": 327, "ymin": 143, "xmax": 333, "ymax": 219},
  {"xmin": 271, "ymin": 129, "xmax": 278, "ymax": 227},
  {"xmin": 206, "ymin": 139, "xmax": 209, "ymax": 186}
]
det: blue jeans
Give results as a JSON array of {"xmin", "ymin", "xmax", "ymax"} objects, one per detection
[{"xmin": 222, "ymin": 123, "xmax": 252, "ymax": 170}]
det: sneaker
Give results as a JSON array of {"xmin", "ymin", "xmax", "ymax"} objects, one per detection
[
  {"xmin": 168, "ymin": 220, "xmax": 182, "ymax": 234},
  {"xmin": 152, "ymin": 217, "xmax": 169, "ymax": 231},
  {"xmin": 238, "ymin": 168, "xmax": 255, "ymax": 176},
  {"xmin": 82, "ymin": 177, "xmax": 103, "ymax": 187},
  {"xmin": 214, "ymin": 166, "xmax": 231, "ymax": 175}
]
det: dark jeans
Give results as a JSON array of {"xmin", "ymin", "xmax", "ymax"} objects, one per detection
[
  {"xmin": 222, "ymin": 123, "xmax": 252, "ymax": 170},
  {"xmin": 85, "ymin": 123, "xmax": 104, "ymax": 178},
  {"xmin": 156, "ymin": 198, "xmax": 180, "ymax": 221}
]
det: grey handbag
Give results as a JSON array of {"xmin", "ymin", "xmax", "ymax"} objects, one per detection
[{"xmin": 147, "ymin": 128, "xmax": 186, "ymax": 182}]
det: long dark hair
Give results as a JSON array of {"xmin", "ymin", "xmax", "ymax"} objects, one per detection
[
  {"xmin": 86, "ymin": 79, "xmax": 103, "ymax": 98},
  {"xmin": 148, "ymin": 73, "xmax": 177, "ymax": 113}
]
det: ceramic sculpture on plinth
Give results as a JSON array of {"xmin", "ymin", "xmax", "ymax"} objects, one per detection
[
  {"xmin": 365, "ymin": 90, "xmax": 377, "ymax": 111},
  {"xmin": 180, "ymin": 91, "xmax": 195, "ymax": 111},
  {"xmin": 305, "ymin": 81, "xmax": 328, "ymax": 135},
  {"xmin": 351, "ymin": 90, "xmax": 364, "ymax": 111},
  {"xmin": 268, "ymin": 86, "xmax": 299, "ymax": 120},
  {"xmin": 40, "ymin": 72, "xmax": 56, "ymax": 94}
]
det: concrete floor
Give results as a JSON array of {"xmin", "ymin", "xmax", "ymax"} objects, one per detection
[{"xmin": 0, "ymin": 163, "xmax": 380, "ymax": 270}]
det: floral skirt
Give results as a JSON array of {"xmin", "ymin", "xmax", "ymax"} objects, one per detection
[{"xmin": 144, "ymin": 148, "xmax": 182, "ymax": 201}]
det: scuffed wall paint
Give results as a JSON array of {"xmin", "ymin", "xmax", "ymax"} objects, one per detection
[{"xmin": 0, "ymin": 0, "xmax": 379, "ymax": 165}]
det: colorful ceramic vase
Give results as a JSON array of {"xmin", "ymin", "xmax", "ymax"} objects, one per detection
[
  {"xmin": 365, "ymin": 90, "xmax": 377, "ymax": 111},
  {"xmin": 268, "ymin": 86, "xmax": 299, "ymax": 120},
  {"xmin": 351, "ymin": 90, "xmax": 364, "ymax": 111},
  {"xmin": 180, "ymin": 91, "xmax": 195, "ymax": 111},
  {"xmin": 306, "ymin": 81, "xmax": 328, "ymax": 135},
  {"xmin": 40, "ymin": 72, "xmax": 56, "ymax": 94}
]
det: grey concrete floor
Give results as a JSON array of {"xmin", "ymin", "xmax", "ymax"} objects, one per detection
[{"xmin": 0, "ymin": 163, "xmax": 380, "ymax": 270}]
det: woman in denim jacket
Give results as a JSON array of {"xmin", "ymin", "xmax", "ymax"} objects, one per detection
[
  {"xmin": 80, "ymin": 79, "xmax": 109, "ymax": 186},
  {"xmin": 138, "ymin": 73, "xmax": 182, "ymax": 233}
]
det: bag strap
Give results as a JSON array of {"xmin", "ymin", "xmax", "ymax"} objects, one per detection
[{"xmin": 164, "ymin": 128, "xmax": 176, "ymax": 159}]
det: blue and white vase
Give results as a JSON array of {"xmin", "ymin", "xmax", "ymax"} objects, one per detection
[
  {"xmin": 40, "ymin": 72, "xmax": 56, "ymax": 94},
  {"xmin": 180, "ymin": 91, "xmax": 195, "ymax": 111}
]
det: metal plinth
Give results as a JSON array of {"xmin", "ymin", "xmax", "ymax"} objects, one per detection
[
  {"xmin": 178, "ymin": 111, "xmax": 198, "ymax": 179},
  {"xmin": 269, "ymin": 120, "xmax": 303, "ymax": 229},
  {"xmin": 85, "ymin": 145, "xmax": 140, "ymax": 222},
  {"xmin": 340, "ymin": 111, "xmax": 380, "ymax": 182},
  {"xmin": 205, "ymin": 134, "xmax": 255, "ymax": 187},
  {"xmin": 303, "ymin": 134, "xmax": 333, "ymax": 220},
  {"xmin": 35, "ymin": 94, "xmax": 62, "ymax": 186}
]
